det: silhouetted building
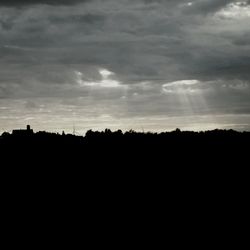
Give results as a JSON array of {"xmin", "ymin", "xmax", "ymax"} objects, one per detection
[{"xmin": 12, "ymin": 125, "xmax": 34, "ymax": 136}]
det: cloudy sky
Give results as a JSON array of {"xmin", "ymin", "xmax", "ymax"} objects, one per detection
[{"xmin": 1, "ymin": 0, "xmax": 250, "ymax": 133}]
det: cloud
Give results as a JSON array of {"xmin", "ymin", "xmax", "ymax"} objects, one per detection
[
  {"xmin": 0, "ymin": 0, "xmax": 250, "ymax": 131},
  {"xmin": 76, "ymin": 68, "xmax": 125, "ymax": 88},
  {"xmin": 0, "ymin": 0, "xmax": 91, "ymax": 6},
  {"xmin": 185, "ymin": 0, "xmax": 234, "ymax": 14},
  {"xmin": 162, "ymin": 80, "xmax": 201, "ymax": 94},
  {"xmin": 1, "ymin": 0, "xmax": 250, "ymax": 86},
  {"xmin": 164, "ymin": 80, "xmax": 199, "ymax": 87}
]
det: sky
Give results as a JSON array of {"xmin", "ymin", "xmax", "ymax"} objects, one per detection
[{"xmin": 1, "ymin": 0, "xmax": 250, "ymax": 134}]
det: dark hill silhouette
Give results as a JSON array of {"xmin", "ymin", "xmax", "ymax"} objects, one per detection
[
  {"xmin": 1, "ymin": 125, "xmax": 249, "ymax": 165},
  {"xmin": 1, "ymin": 125, "xmax": 248, "ymax": 200},
  {"xmin": 1, "ymin": 125, "xmax": 248, "ymax": 238}
]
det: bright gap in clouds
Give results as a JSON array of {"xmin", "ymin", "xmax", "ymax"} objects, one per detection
[
  {"xmin": 216, "ymin": 1, "xmax": 250, "ymax": 18},
  {"xmin": 162, "ymin": 80, "xmax": 200, "ymax": 93},
  {"xmin": 99, "ymin": 69, "xmax": 113, "ymax": 79},
  {"xmin": 75, "ymin": 68, "xmax": 123, "ymax": 88}
]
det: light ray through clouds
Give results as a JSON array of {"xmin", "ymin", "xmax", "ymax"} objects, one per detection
[{"xmin": 161, "ymin": 79, "xmax": 218, "ymax": 130}]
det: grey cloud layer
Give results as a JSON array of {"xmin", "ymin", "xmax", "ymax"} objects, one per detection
[
  {"xmin": 1, "ymin": 1, "xmax": 250, "ymax": 79},
  {"xmin": 0, "ymin": 0, "xmax": 250, "ymax": 122},
  {"xmin": 0, "ymin": 0, "xmax": 90, "ymax": 6}
]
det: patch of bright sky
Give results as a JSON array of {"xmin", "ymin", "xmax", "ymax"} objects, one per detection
[
  {"xmin": 216, "ymin": 1, "xmax": 250, "ymax": 19},
  {"xmin": 75, "ymin": 68, "xmax": 124, "ymax": 88},
  {"xmin": 162, "ymin": 80, "xmax": 200, "ymax": 93}
]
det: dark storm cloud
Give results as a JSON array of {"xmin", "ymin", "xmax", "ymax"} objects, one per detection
[
  {"xmin": 0, "ymin": 0, "xmax": 90, "ymax": 6},
  {"xmin": 1, "ymin": 0, "xmax": 250, "ymax": 83}
]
